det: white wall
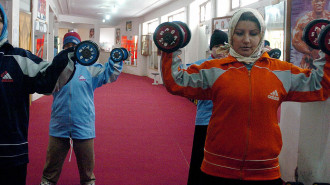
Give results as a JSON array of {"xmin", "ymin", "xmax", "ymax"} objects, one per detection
[
  {"xmin": 297, "ymin": 100, "xmax": 330, "ymax": 184},
  {"xmin": 76, "ymin": 28, "xmax": 90, "ymax": 41},
  {"xmin": 100, "ymin": 27, "xmax": 115, "ymax": 51},
  {"xmin": 279, "ymin": 102, "xmax": 301, "ymax": 181}
]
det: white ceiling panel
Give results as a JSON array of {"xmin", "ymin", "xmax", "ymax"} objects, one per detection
[{"xmin": 53, "ymin": 0, "xmax": 174, "ymax": 26}]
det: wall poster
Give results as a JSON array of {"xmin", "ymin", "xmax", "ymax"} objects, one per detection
[
  {"xmin": 37, "ymin": 0, "xmax": 46, "ymax": 20},
  {"xmin": 89, "ymin": 28, "xmax": 95, "ymax": 39},
  {"xmin": 126, "ymin": 21, "xmax": 132, "ymax": 31},
  {"xmin": 19, "ymin": 11, "xmax": 32, "ymax": 51},
  {"xmin": 36, "ymin": 34, "xmax": 45, "ymax": 58},
  {"xmin": 212, "ymin": 16, "xmax": 231, "ymax": 32},
  {"xmin": 116, "ymin": 28, "xmax": 120, "ymax": 44},
  {"xmin": 141, "ymin": 35, "xmax": 151, "ymax": 56},
  {"xmin": 290, "ymin": 0, "xmax": 329, "ymax": 69},
  {"xmin": 121, "ymin": 35, "xmax": 138, "ymax": 66}
]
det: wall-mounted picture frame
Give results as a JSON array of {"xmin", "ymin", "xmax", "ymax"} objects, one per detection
[
  {"xmin": 141, "ymin": 35, "xmax": 151, "ymax": 56},
  {"xmin": 126, "ymin": 21, "xmax": 132, "ymax": 31},
  {"xmin": 212, "ymin": 16, "xmax": 232, "ymax": 32},
  {"xmin": 89, "ymin": 28, "xmax": 95, "ymax": 39},
  {"xmin": 115, "ymin": 28, "xmax": 120, "ymax": 44},
  {"xmin": 37, "ymin": 0, "xmax": 46, "ymax": 21}
]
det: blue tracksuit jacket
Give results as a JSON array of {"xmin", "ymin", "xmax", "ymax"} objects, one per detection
[{"xmin": 49, "ymin": 59, "xmax": 122, "ymax": 139}]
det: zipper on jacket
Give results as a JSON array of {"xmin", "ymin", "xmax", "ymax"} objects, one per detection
[
  {"xmin": 69, "ymin": 81, "xmax": 73, "ymax": 134},
  {"xmin": 240, "ymin": 68, "xmax": 252, "ymax": 179}
]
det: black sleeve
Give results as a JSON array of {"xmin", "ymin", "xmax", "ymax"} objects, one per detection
[{"xmin": 19, "ymin": 47, "xmax": 76, "ymax": 94}]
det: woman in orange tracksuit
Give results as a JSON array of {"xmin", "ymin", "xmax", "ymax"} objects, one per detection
[{"xmin": 161, "ymin": 8, "xmax": 329, "ymax": 185}]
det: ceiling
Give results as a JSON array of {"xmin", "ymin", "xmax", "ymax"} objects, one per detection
[{"xmin": 52, "ymin": 0, "xmax": 174, "ymax": 26}]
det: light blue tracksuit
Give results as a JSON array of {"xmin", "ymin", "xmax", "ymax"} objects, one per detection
[{"xmin": 49, "ymin": 58, "xmax": 122, "ymax": 139}]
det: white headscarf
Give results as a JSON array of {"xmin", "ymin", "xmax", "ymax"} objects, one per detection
[{"xmin": 227, "ymin": 8, "xmax": 266, "ymax": 64}]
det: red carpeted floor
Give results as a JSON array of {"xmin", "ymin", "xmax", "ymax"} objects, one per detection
[{"xmin": 27, "ymin": 73, "xmax": 196, "ymax": 185}]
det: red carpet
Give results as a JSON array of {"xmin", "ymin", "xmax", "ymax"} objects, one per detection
[{"xmin": 27, "ymin": 73, "xmax": 196, "ymax": 185}]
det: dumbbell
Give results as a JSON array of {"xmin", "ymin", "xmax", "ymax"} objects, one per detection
[
  {"xmin": 302, "ymin": 19, "xmax": 330, "ymax": 55},
  {"xmin": 74, "ymin": 40, "xmax": 100, "ymax": 66},
  {"xmin": 153, "ymin": 21, "xmax": 191, "ymax": 53},
  {"xmin": 268, "ymin": 48, "xmax": 281, "ymax": 59},
  {"xmin": 110, "ymin": 47, "xmax": 129, "ymax": 63}
]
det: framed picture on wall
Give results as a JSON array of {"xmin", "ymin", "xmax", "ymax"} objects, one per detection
[
  {"xmin": 141, "ymin": 35, "xmax": 151, "ymax": 56},
  {"xmin": 37, "ymin": 0, "xmax": 46, "ymax": 20},
  {"xmin": 115, "ymin": 28, "xmax": 120, "ymax": 44},
  {"xmin": 212, "ymin": 16, "xmax": 231, "ymax": 32},
  {"xmin": 126, "ymin": 21, "xmax": 132, "ymax": 31},
  {"xmin": 89, "ymin": 28, "xmax": 95, "ymax": 39}
]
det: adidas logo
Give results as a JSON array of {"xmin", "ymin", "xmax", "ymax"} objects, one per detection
[
  {"xmin": 79, "ymin": 75, "xmax": 86, "ymax": 81},
  {"xmin": 268, "ymin": 90, "xmax": 279, "ymax": 101},
  {"xmin": 1, "ymin": 71, "xmax": 13, "ymax": 82}
]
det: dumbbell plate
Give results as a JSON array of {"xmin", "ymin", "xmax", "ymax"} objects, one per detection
[
  {"xmin": 318, "ymin": 24, "xmax": 330, "ymax": 55},
  {"xmin": 153, "ymin": 22, "xmax": 184, "ymax": 53},
  {"xmin": 303, "ymin": 19, "xmax": 330, "ymax": 49},
  {"xmin": 268, "ymin": 48, "xmax": 281, "ymax": 59},
  {"xmin": 173, "ymin": 21, "xmax": 191, "ymax": 48},
  {"xmin": 110, "ymin": 48, "xmax": 124, "ymax": 63},
  {"xmin": 121, "ymin": 47, "xmax": 129, "ymax": 60},
  {"xmin": 74, "ymin": 40, "xmax": 99, "ymax": 66}
]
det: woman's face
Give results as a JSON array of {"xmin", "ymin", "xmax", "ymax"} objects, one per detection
[{"xmin": 232, "ymin": 20, "xmax": 261, "ymax": 57}]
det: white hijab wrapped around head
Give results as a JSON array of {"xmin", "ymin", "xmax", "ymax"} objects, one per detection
[{"xmin": 228, "ymin": 8, "xmax": 266, "ymax": 64}]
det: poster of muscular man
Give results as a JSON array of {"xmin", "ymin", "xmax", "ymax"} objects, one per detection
[
  {"xmin": 291, "ymin": 0, "xmax": 329, "ymax": 69},
  {"xmin": 37, "ymin": 0, "xmax": 46, "ymax": 21}
]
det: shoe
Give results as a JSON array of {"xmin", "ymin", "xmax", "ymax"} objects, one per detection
[{"xmin": 40, "ymin": 180, "xmax": 55, "ymax": 185}]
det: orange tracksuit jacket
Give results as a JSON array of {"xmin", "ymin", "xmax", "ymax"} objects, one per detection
[{"xmin": 161, "ymin": 51, "xmax": 330, "ymax": 180}]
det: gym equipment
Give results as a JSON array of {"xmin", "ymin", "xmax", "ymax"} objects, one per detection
[
  {"xmin": 173, "ymin": 21, "xmax": 191, "ymax": 48},
  {"xmin": 268, "ymin": 48, "xmax": 281, "ymax": 59},
  {"xmin": 110, "ymin": 47, "xmax": 129, "ymax": 63},
  {"xmin": 74, "ymin": 40, "xmax": 99, "ymax": 66},
  {"xmin": 121, "ymin": 47, "xmax": 129, "ymax": 61},
  {"xmin": 153, "ymin": 21, "xmax": 191, "ymax": 53},
  {"xmin": 318, "ymin": 24, "xmax": 330, "ymax": 55},
  {"xmin": 302, "ymin": 19, "xmax": 330, "ymax": 55}
]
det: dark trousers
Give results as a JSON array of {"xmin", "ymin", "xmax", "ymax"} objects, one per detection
[
  {"xmin": 42, "ymin": 136, "xmax": 96, "ymax": 185},
  {"xmin": 199, "ymin": 172, "xmax": 284, "ymax": 185},
  {"xmin": 0, "ymin": 164, "xmax": 27, "ymax": 185},
  {"xmin": 187, "ymin": 125, "xmax": 208, "ymax": 185}
]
